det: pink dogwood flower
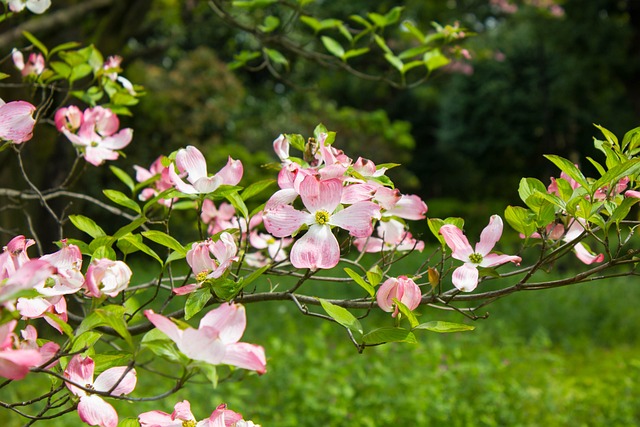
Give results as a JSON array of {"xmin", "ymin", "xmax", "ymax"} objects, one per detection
[
  {"xmin": 263, "ymin": 175, "xmax": 380, "ymax": 270},
  {"xmin": 0, "ymin": 99, "xmax": 36, "ymax": 144},
  {"xmin": 55, "ymin": 106, "xmax": 84, "ymax": 132},
  {"xmin": 64, "ymin": 355, "xmax": 137, "ymax": 427},
  {"xmin": 83, "ymin": 259, "xmax": 132, "ymax": 298},
  {"xmin": 376, "ymin": 276, "xmax": 422, "ymax": 317},
  {"xmin": 144, "ymin": 303, "xmax": 267, "ymax": 374},
  {"xmin": 61, "ymin": 106, "xmax": 133, "ymax": 166},
  {"xmin": 0, "ymin": 320, "xmax": 43, "ymax": 380},
  {"xmin": 139, "ymin": 401, "xmax": 258, "ymax": 427},
  {"xmin": 0, "ymin": 235, "xmax": 34, "ymax": 280},
  {"xmin": 134, "ymin": 156, "xmax": 177, "ymax": 207},
  {"xmin": 0, "ymin": 259, "xmax": 55, "ymax": 306},
  {"xmin": 19, "ymin": 325, "xmax": 59, "ymax": 368},
  {"xmin": 440, "ymin": 215, "xmax": 522, "ymax": 292},
  {"xmin": 562, "ymin": 220, "xmax": 605, "ymax": 265},
  {"xmin": 169, "ymin": 146, "xmax": 243, "ymax": 195},
  {"xmin": 12, "ymin": 50, "xmax": 45, "ymax": 77},
  {"xmin": 173, "ymin": 232, "xmax": 238, "ymax": 295}
]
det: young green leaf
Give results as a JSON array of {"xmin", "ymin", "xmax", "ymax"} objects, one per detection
[
  {"xmin": 318, "ymin": 298, "xmax": 363, "ymax": 337},
  {"xmin": 414, "ymin": 321, "xmax": 475, "ymax": 333},
  {"xmin": 344, "ymin": 267, "xmax": 375, "ymax": 297},
  {"xmin": 69, "ymin": 215, "xmax": 106, "ymax": 239},
  {"xmin": 185, "ymin": 287, "xmax": 212, "ymax": 320},
  {"xmin": 362, "ymin": 327, "xmax": 416, "ymax": 345}
]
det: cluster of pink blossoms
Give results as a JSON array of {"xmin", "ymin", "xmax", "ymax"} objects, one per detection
[
  {"xmin": 56, "ymin": 105, "xmax": 133, "ymax": 166},
  {"xmin": 262, "ymin": 133, "xmax": 427, "ymax": 270},
  {"xmin": 140, "ymin": 400, "xmax": 260, "ymax": 427},
  {"xmin": 0, "ymin": 235, "xmax": 132, "ymax": 372}
]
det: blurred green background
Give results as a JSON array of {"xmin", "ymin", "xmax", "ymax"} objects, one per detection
[{"xmin": 2, "ymin": 0, "xmax": 640, "ymax": 425}]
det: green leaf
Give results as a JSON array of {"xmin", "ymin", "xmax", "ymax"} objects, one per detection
[
  {"xmin": 593, "ymin": 159, "xmax": 640, "ymax": 194},
  {"xmin": 119, "ymin": 234, "xmax": 163, "ymax": 265},
  {"xmin": 0, "ymin": 72, "xmax": 9, "ymax": 81},
  {"xmin": 343, "ymin": 47, "xmax": 370, "ymax": 60},
  {"xmin": 350, "ymin": 14, "xmax": 373, "ymax": 29},
  {"xmin": 344, "ymin": 267, "xmax": 375, "ymax": 297},
  {"xmin": 166, "ymin": 250, "xmax": 187, "ymax": 264},
  {"xmin": 366, "ymin": 265, "xmax": 383, "ymax": 287},
  {"xmin": 111, "ymin": 216, "xmax": 147, "ymax": 242},
  {"xmin": 610, "ymin": 197, "xmax": 640, "ymax": 225},
  {"xmin": 374, "ymin": 35, "xmax": 392, "ymax": 55},
  {"xmin": 49, "ymin": 41, "xmax": 82, "ymax": 57},
  {"xmin": 141, "ymin": 230, "xmax": 186, "ymax": 254},
  {"xmin": 91, "ymin": 243, "xmax": 116, "ymax": 261},
  {"xmin": 141, "ymin": 329, "xmax": 186, "ymax": 363},
  {"xmin": 185, "ymin": 287, "xmax": 212, "ymax": 320},
  {"xmin": 402, "ymin": 20, "xmax": 426, "ymax": 41},
  {"xmin": 241, "ymin": 179, "xmax": 276, "ymax": 201},
  {"xmin": 69, "ymin": 215, "xmax": 106, "ymax": 238},
  {"xmin": 198, "ymin": 364, "xmax": 218, "ymax": 388},
  {"xmin": 544, "ymin": 155, "xmax": 589, "ymax": 189},
  {"xmin": 384, "ymin": 53, "xmax": 404, "ymax": 73},
  {"xmin": 43, "ymin": 312, "xmax": 74, "ymax": 338},
  {"xmin": 321, "ymin": 36, "xmax": 345, "ymax": 59},
  {"xmin": 223, "ymin": 190, "xmax": 249, "ymax": 219},
  {"xmin": 49, "ymin": 61, "xmax": 71, "ymax": 78},
  {"xmin": 300, "ymin": 16, "xmax": 322, "ymax": 32},
  {"xmin": 259, "ymin": 15, "xmax": 280, "ymax": 33},
  {"xmin": 594, "ymin": 124, "xmax": 619, "ymax": 149},
  {"xmin": 232, "ymin": 0, "xmax": 277, "ymax": 8},
  {"xmin": 393, "ymin": 299, "xmax": 419, "ymax": 329},
  {"xmin": 264, "ymin": 48, "xmax": 289, "ymax": 69},
  {"xmin": 76, "ymin": 306, "xmax": 133, "ymax": 350},
  {"xmin": 504, "ymin": 205, "xmax": 536, "ymax": 237},
  {"xmin": 109, "ymin": 166, "xmax": 135, "ymax": 191},
  {"xmin": 518, "ymin": 177, "xmax": 547, "ymax": 206},
  {"xmin": 22, "ymin": 31, "xmax": 48, "ymax": 56},
  {"xmin": 383, "ymin": 6, "xmax": 404, "ymax": 26},
  {"xmin": 423, "ymin": 49, "xmax": 450, "ymax": 71},
  {"xmin": 70, "ymin": 331, "xmax": 102, "ymax": 353},
  {"xmin": 103, "ymin": 189, "xmax": 141, "ymax": 214},
  {"xmin": 318, "ymin": 298, "xmax": 363, "ymax": 337},
  {"xmin": 118, "ymin": 418, "xmax": 140, "ymax": 427},
  {"xmin": 414, "ymin": 321, "xmax": 475, "ymax": 333},
  {"xmin": 211, "ymin": 278, "xmax": 243, "ymax": 301},
  {"xmin": 362, "ymin": 327, "xmax": 416, "ymax": 345},
  {"xmin": 69, "ymin": 64, "xmax": 93, "ymax": 83},
  {"xmin": 285, "ymin": 133, "xmax": 305, "ymax": 152},
  {"xmin": 243, "ymin": 264, "xmax": 270, "ymax": 287},
  {"xmin": 93, "ymin": 352, "xmax": 132, "ymax": 371}
]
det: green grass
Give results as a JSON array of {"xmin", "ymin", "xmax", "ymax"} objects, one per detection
[{"xmin": 3, "ymin": 257, "xmax": 640, "ymax": 426}]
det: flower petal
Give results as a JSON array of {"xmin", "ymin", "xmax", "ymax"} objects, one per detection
[
  {"xmin": 299, "ymin": 176, "xmax": 342, "ymax": 214},
  {"xmin": 144, "ymin": 310, "xmax": 183, "ymax": 344},
  {"xmin": 481, "ymin": 253, "xmax": 522, "ymax": 268},
  {"xmin": 64, "ymin": 355, "xmax": 94, "ymax": 396},
  {"xmin": 573, "ymin": 242, "xmax": 605, "ymax": 264},
  {"xmin": 476, "ymin": 215, "xmax": 503, "ymax": 256},
  {"xmin": 199, "ymin": 303, "xmax": 246, "ymax": 345},
  {"xmin": 221, "ymin": 342, "xmax": 267, "ymax": 374},
  {"xmin": 93, "ymin": 366, "xmax": 137, "ymax": 396},
  {"xmin": 439, "ymin": 225, "xmax": 473, "ymax": 262},
  {"xmin": 216, "ymin": 157, "xmax": 243, "ymax": 186},
  {"xmin": 290, "ymin": 224, "xmax": 340, "ymax": 270},
  {"xmin": 263, "ymin": 204, "xmax": 309, "ymax": 238},
  {"xmin": 451, "ymin": 264, "xmax": 479, "ymax": 292},
  {"xmin": 330, "ymin": 201, "xmax": 380, "ymax": 238},
  {"xmin": 78, "ymin": 395, "xmax": 118, "ymax": 427},
  {"xmin": 176, "ymin": 146, "xmax": 208, "ymax": 183}
]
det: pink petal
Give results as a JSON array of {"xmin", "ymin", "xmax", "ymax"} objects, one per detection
[
  {"xmin": 78, "ymin": 395, "xmax": 118, "ymax": 427},
  {"xmin": 439, "ymin": 225, "xmax": 473, "ymax": 262},
  {"xmin": 172, "ymin": 284, "xmax": 200, "ymax": 295},
  {"xmin": 573, "ymin": 243, "xmax": 605, "ymax": 264},
  {"xmin": 186, "ymin": 241, "xmax": 217, "ymax": 275},
  {"xmin": 199, "ymin": 303, "xmax": 246, "ymax": 345},
  {"xmin": 481, "ymin": 253, "xmax": 521, "ymax": 268},
  {"xmin": 384, "ymin": 194, "xmax": 427, "ymax": 220},
  {"xmin": 100, "ymin": 128, "xmax": 133, "ymax": 150},
  {"xmin": 144, "ymin": 310, "xmax": 183, "ymax": 344},
  {"xmin": 216, "ymin": 157, "xmax": 243, "ymax": 186},
  {"xmin": 451, "ymin": 264, "xmax": 479, "ymax": 292},
  {"xmin": 376, "ymin": 277, "xmax": 398, "ymax": 312},
  {"xmin": 263, "ymin": 204, "xmax": 309, "ymax": 238},
  {"xmin": 476, "ymin": 215, "xmax": 503, "ymax": 256},
  {"xmin": 176, "ymin": 146, "xmax": 208, "ymax": 183},
  {"xmin": 180, "ymin": 327, "xmax": 225, "ymax": 364},
  {"xmin": 138, "ymin": 410, "xmax": 174, "ymax": 427},
  {"xmin": 0, "ymin": 101, "xmax": 36, "ymax": 144},
  {"xmin": 265, "ymin": 188, "xmax": 299, "ymax": 210},
  {"xmin": 192, "ymin": 175, "xmax": 223, "ymax": 194},
  {"xmin": 172, "ymin": 400, "xmax": 196, "ymax": 421},
  {"xmin": 84, "ymin": 146, "xmax": 119, "ymax": 166},
  {"xmin": 0, "ymin": 349, "xmax": 42, "ymax": 380},
  {"xmin": 299, "ymin": 176, "xmax": 342, "ymax": 214},
  {"xmin": 341, "ymin": 183, "xmax": 376, "ymax": 205},
  {"xmin": 168, "ymin": 164, "xmax": 197, "ymax": 194},
  {"xmin": 64, "ymin": 355, "xmax": 95, "ymax": 396},
  {"xmin": 221, "ymin": 342, "xmax": 267, "ymax": 374},
  {"xmin": 290, "ymin": 224, "xmax": 340, "ymax": 270},
  {"xmin": 330, "ymin": 201, "xmax": 380, "ymax": 238},
  {"xmin": 93, "ymin": 366, "xmax": 137, "ymax": 396}
]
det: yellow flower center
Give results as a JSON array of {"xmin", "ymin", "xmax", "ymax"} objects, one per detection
[
  {"xmin": 195, "ymin": 270, "xmax": 210, "ymax": 283},
  {"xmin": 469, "ymin": 253, "xmax": 483, "ymax": 264},
  {"xmin": 315, "ymin": 210, "xmax": 331, "ymax": 225},
  {"xmin": 183, "ymin": 421, "xmax": 197, "ymax": 427}
]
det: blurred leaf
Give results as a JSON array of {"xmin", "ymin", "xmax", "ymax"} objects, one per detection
[
  {"xmin": 241, "ymin": 179, "xmax": 276, "ymax": 201},
  {"xmin": 318, "ymin": 298, "xmax": 363, "ymax": 337},
  {"xmin": 259, "ymin": 15, "xmax": 280, "ymax": 33},
  {"xmin": 321, "ymin": 36, "xmax": 345, "ymax": 59},
  {"xmin": 103, "ymin": 189, "xmax": 141, "ymax": 214},
  {"xmin": 109, "ymin": 166, "xmax": 135, "ymax": 191},
  {"xmin": 423, "ymin": 49, "xmax": 450, "ymax": 71},
  {"xmin": 22, "ymin": 31, "xmax": 48, "ymax": 56},
  {"xmin": 264, "ymin": 48, "xmax": 289, "ymax": 69},
  {"xmin": 366, "ymin": 265, "xmax": 383, "ymax": 287},
  {"xmin": 414, "ymin": 321, "xmax": 475, "ymax": 333},
  {"xmin": 76, "ymin": 306, "xmax": 133, "ymax": 350},
  {"xmin": 362, "ymin": 327, "xmax": 416, "ymax": 344}
]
